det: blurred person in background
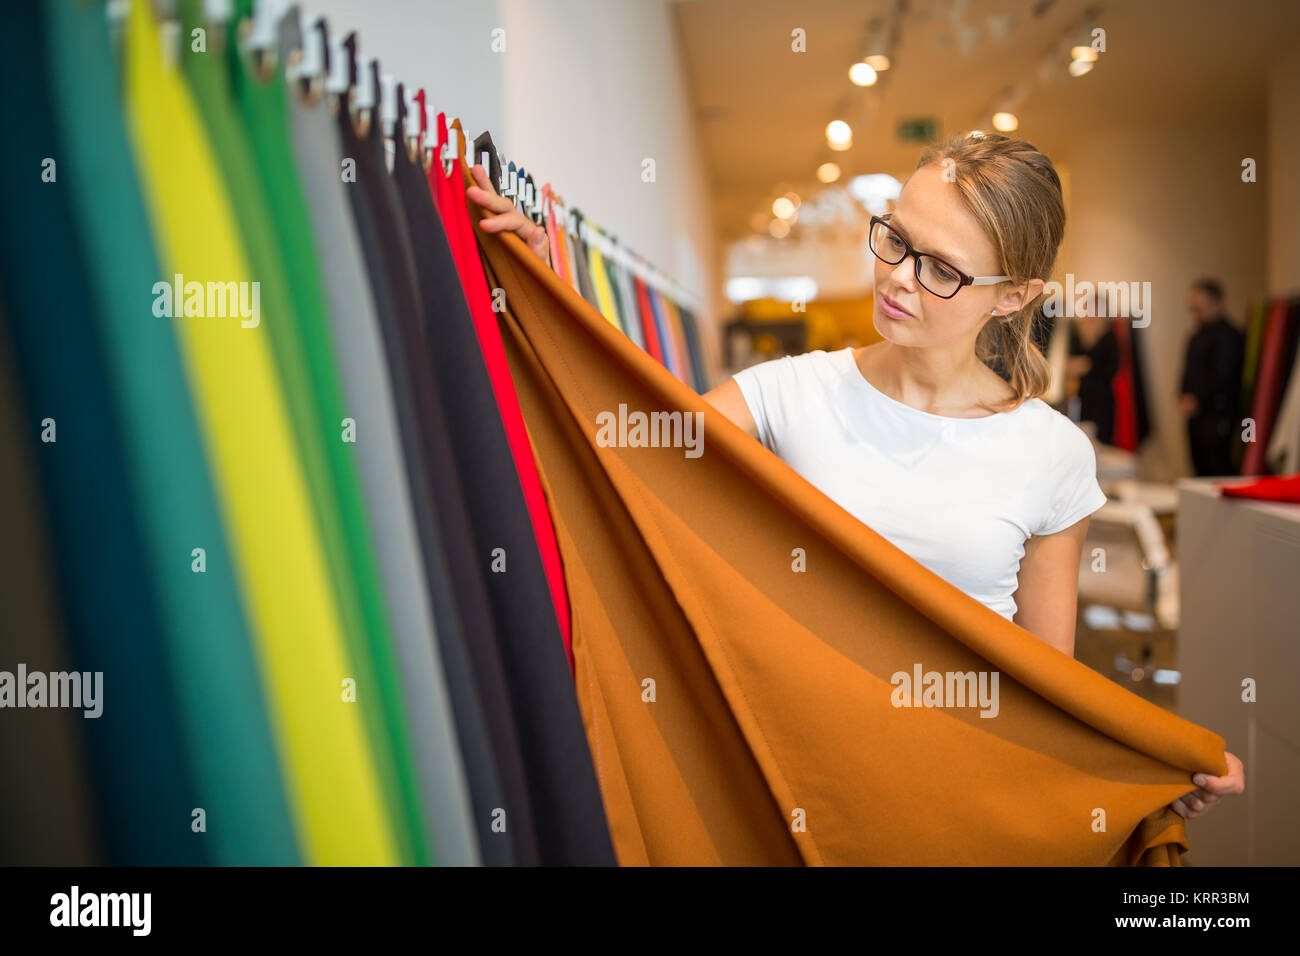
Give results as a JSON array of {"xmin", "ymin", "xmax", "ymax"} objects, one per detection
[{"xmin": 1179, "ymin": 278, "xmax": 1244, "ymax": 476}]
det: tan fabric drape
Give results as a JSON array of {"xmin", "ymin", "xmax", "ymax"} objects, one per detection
[{"xmin": 467, "ymin": 174, "xmax": 1227, "ymax": 867}]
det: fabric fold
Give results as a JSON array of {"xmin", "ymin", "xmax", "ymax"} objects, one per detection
[{"xmin": 466, "ymin": 166, "xmax": 1228, "ymax": 866}]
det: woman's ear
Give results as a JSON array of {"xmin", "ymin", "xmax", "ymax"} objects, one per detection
[{"xmin": 998, "ymin": 277, "xmax": 1046, "ymax": 314}]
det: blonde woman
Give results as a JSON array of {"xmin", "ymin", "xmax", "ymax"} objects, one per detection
[{"xmin": 468, "ymin": 132, "xmax": 1243, "ymax": 824}]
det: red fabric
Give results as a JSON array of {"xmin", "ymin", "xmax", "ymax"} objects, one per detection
[
  {"xmin": 431, "ymin": 118, "xmax": 574, "ymax": 668},
  {"xmin": 633, "ymin": 274, "xmax": 665, "ymax": 365},
  {"xmin": 542, "ymin": 183, "xmax": 568, "ymax": 285},
  {"xmin": 1215, "ymin": 472, "xmax": 1300, "ymax": 502},
  {"xmin": 1111, "ymin": 318, "xmax": 1138, "ymax": 452},
  {"xmin": 1241, "ymin": 299, "xmax": 1294, "ymax": 475}
]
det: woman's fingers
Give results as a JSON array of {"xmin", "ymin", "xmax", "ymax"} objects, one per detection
[
  {"xmin": 465, "ymin": 163, "xmax": 551, "ymax": 264},
  {"xmin": 1193, "ymin": 751, "xmax": 1246, "ymax": 796}
]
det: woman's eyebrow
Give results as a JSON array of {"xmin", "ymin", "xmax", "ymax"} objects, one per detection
[{"xmin": 887, "ymin": 215, "xmax": 967, "ymax": 268}]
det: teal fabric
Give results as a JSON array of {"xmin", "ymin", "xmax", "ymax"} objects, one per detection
[
  {"xmin": 0, "ymin": 1, "xmax": 202, "ymax": 865},
  {"xmin": 42, "ymin": 0, "xmax": 299, "ymax": 866}
]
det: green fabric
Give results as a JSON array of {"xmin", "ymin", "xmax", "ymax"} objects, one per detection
[
  {"xmin": 215, "ymin": 1, "xmax": 428, "ymax": 865},
  {"xmin": 1234, "ymin": 299, "xmax": 1268, "ymax": 470},
  {"xmin": 44, "ymin": 0, "xmax": 298, "ymax": 865}
]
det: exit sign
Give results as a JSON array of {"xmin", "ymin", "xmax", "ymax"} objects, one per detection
[{"xmin": 898, "ymin": 118, "xmax": 938, "ymax": 143}]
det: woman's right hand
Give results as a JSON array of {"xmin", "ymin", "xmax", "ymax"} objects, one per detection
[{"xmin": 466, "ymin": 163, "xmax": 552, "ymax": 266}]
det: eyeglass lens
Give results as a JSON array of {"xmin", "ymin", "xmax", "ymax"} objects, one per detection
[{"xmin": 869, "ymin": 220, "xmax": 963, "ymax": 297}]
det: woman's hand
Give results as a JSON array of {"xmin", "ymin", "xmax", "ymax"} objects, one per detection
[
  {"xmin": 466, "ymin": 164, "xmax": 551, "ymax": 266},
  {"xmin": 1171, "ymin": 750, "xmax": 1245, "ymax": 820}
]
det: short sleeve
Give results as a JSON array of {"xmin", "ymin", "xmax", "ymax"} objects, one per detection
[
  {"xmin": 1034, "ymin": 420, "xmax": 1108, "ymax": 535},
  {"xmin": 731, "ymin": 353, "xmax": 802, "ymax": 451}
]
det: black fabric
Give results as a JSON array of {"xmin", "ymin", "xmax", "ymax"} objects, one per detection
[
  {"xmin": 1181, "ymin": 315, "xmax": 1244, "ymax": 476},
  {"xmin": 397, "ymin": 101, "xmax": 615, "ymax": 864},
  {"xmin": 331, "ymin": 30, "xmax": 525, "ymax": 866},
  {"xmin": 1068, "ymin": 324, "xmax": 1119, "ymax": 445},
  {"xmin": 0, "ymin": 8, "xmax": 201, "ymax": 865},
  {"xmin": 1128, "ymin": 323, "xmax": 1152, "ymax": 445}
]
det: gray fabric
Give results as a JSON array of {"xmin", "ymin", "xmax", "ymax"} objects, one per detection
[{"xmin": 280, "ymin": 10, "xmax": 480, "ymax": 867}]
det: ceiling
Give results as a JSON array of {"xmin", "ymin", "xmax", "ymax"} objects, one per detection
[{"xmin": 672, "ymin": 0, "xmax": 1300, "ymax": 243}]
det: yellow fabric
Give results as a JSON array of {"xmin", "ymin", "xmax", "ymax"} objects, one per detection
[
  {"xmin": 122, "ymin": 0, "xmax": 396, "ymax": 865},
  {"xmin": 587, "ymin": 243, "xmax": 623, "ymax": 332}
]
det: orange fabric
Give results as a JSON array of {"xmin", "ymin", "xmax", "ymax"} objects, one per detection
[{"xmin": 466, "ymin": 174, "xmax": 1228, "ymax": 867}]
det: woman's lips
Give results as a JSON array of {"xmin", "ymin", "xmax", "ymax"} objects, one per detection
[{"xmin": 880, "ymin": 292, "xmax": 913, "ymax": 319}]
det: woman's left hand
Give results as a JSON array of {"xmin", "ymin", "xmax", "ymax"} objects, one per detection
[{"xmin": 1171, "ymin": 750, "xmax": 1245, "ymax": 820}]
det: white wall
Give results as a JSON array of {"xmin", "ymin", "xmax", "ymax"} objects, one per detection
[{"xmin": 297, "ymin": 0, "xmax": 719, "ymax": 342}]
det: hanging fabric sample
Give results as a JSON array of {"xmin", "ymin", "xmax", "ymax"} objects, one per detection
[
  {"xmin": 278, "ymin": 10, "xmax": 479, "ymax": 867},
  {"xmin": 467, "ymin": 174, "xmax": 1230, "ymax": 866},
  {"xmin": 398, "ymin": 94, "xmax": 616, "ymax": 867},
  {"xmin": 121, "ymin": 0, "xmax": 397, "ymax": 865},
  {"xmin": 0, "ymin": 1, "xmax": 203, "ymax": 866}
]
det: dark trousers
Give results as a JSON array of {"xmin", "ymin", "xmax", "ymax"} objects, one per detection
[{"xmin": 1187, "ymin": 413, "xmax": 1236, "ymax": 476}]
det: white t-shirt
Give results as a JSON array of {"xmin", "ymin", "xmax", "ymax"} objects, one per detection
[{"xmin": 732, "ymin": 347, "xmax": 1108, "ymax": 621}]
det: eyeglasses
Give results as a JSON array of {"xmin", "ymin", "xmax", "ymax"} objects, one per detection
[{"xmin": 868, "ymin": 215, "xmax": 1009, "ymax": 299}]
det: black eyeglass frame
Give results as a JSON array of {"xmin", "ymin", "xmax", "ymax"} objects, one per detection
[{"xmin": 868, "ymin": 215, "xmax": 1010, "ymax": 299}]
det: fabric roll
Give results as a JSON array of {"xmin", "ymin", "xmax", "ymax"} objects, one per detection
[
  {"xmin": 280, "ymin": 11, "xmax": 479, "ymax": 867},
  {"xmin": 334, "ymin": 44, "xmax": 525, "ymax": 865},
  {"xmin": 469, "ymin": 194, "xmax": 1230, "ymax": 867},
  {"xmin": 122, "ymin": 0, "xmax": 397, "ymax": 865},
  {"xmin": 0, "ymin": 2, "xmax": 203, "ymax": 865},
  {"xmin": 43, "ymin": 0, "xmax": 298, "ymax": 864},
  {"xmin": 401, "ymin": 103, "xmax": 615, "ymax": 866},
  {"xmin": 445, "ymin": 124, "xmax": 573, "ymax": 667}
]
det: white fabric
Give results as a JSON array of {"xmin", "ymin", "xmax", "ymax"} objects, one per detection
[
  {"xmin": 1266, "ymin": 345, "xmax": 1300, "ymax": 474},
  {"xmin": 732, "ymin": 347, "xmax": 1108, "ymax": 621}
]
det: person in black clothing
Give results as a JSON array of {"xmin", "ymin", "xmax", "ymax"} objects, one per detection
[
  {"xmin": 1179, "ymin": 278, "xmax": 1245, "ymax": 476},
  {"xmin": 1066, "ymin": 303, "xmax": 1119, "ymax": 444}
]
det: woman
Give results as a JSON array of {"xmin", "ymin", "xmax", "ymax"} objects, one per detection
[{"xmin": 467, "ymin": 130, "xmax": 1242, "ymax": 825}]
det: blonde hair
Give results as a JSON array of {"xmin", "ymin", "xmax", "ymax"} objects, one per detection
[{"xmin": 914, "ymin": 131, "xmax": 1065, "ymax": 413}]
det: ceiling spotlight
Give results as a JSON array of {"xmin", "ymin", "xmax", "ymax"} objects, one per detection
[
  {"xmin": 817, "ymin": 162, "xmax": 841, "ymax": 183},
  {"xmin": 826, "ymin": 119, "xmax": 853, "ymax": 150},
  {"xmin": 1068, "ymin": 57, "xmax": 1094, "ymax": 77},
  {"xmin": 992, "ymin": 111, "xmax": 1018, "ymax": 132},
  {"xmin": 849, "ymin": 61, "xmax": 878, "ymax": 86},
  {"xmin": 769, "ymin": 218, "xmax": 791, "ymax": 238},
  {"xmin": 864, "ymin": 54, "xmax": 891, "ymax": 71},
  {"xmin": 772, "ymin": 196, "xmax": 796, "ymax": 219}
]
